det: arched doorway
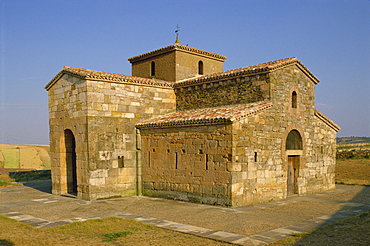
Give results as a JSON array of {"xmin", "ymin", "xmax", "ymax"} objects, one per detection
[
  {"xmin": 286, "ymin": 130, "xmax": 302, "ymax": 196},
  {"xmin": 64, "ymin": 129, "xmax": 77, "ymax": 195}
]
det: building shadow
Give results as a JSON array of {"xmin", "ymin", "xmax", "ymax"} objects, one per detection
[
  {"xmin": 292, "ymin": 185, "xmax": 370, "ymax": 245},
  {"xmin": 21, "ymin": 180, "xmax": 52, "ymax": 194}
]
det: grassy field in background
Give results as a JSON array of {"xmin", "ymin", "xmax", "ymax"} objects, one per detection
[
  {"xmin": 0, "ymin": 144, "xmax": 50, "ymax": 170},
  {"xmin": 336, "ymin": 158, "xmax": 370, "ymax": 185}
]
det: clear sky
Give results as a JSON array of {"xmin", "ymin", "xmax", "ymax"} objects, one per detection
[{"xmin": 0, "ymin": 0, "xmax": 369, "ymax": 144}]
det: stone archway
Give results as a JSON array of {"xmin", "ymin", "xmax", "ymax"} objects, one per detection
[
  {"xmin": 64, "ymin": 129, "xmax": 77, "ymax": 195},
  {"xmin": 285, "ymin": 130, "xmax": 303, "ymax": 196}
]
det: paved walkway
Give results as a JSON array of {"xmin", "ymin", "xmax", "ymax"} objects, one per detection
[{"xmin": 0, "ymin": 181, "xmax": 369, "ymax": 246}]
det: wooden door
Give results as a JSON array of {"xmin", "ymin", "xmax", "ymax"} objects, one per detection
[{"xmin": 287, "ymin": 156, "xmax": 299, "ymax": 196}]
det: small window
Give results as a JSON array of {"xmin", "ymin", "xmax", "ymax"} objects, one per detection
[
  {"xmin": 118, "ymin": 156, "xmax": 124, "ymax": 168},
  {"xmin": 292, "ymin": 91, "xmax": 297, "ymax": 108},
  {"xmin": 151, "ymin": 61, "xmax": 155, "ymax": 76},
  {"xmin": 198, "ymin": 61, "xmax": 204, "ymax": 75}
]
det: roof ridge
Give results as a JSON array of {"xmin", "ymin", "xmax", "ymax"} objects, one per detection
[
  {"xmin": 128, "ymin": 43, "xmax": 227, "ymax": 62},
  {"xmin": 314, "ymin": 109, "xmax": 341, "ymax": 132},
  {"xmin": 174, "ymin": 57, "xmax": 320, "ymax": 87},
  {"xmin": 45, "ymin": 66, "xmax": 173, "ymax": 90}
]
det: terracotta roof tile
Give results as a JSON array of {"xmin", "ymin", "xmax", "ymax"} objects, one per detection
[
  {"xmin": 174, "ymin": 57, "xmax": 319, "ymax": 87},
  {"xmin": 136, "ymin": 101, "xmax": 273, "ymax": 129},
  {"xmin": 45, "ymin": 66, "xmax": 173, "ymax": 90},
  {"xmin": 314, "ymin": 109, "xmax": 341, "ymax": 132},
  {"xmin": 128, "ymin": 43, "xmax": 227, "ymax": 63}
]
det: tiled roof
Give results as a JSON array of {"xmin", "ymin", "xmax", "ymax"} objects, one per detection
[
  {"xmin": 174, "ymin": 57, "xmax": 320, "ymax": 88},
  {"xmin": 45, "ymin": 66, "xmax": 173, "ymax": 90},
  {"xmin": 314, "ymin": 109, "xmax": 341, "ymax": 132},
  {"xmin": 128, "ymin": 43, "xmax": 227, "ymax": 63},
  {"xmin": 136, "ymin": 101, "xmax": 273, "ymax": 129}
]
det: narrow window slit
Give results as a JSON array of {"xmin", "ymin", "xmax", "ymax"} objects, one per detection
[{"xmin": 118, "ymin": 156, "xmax": 124, "ymax": 168}]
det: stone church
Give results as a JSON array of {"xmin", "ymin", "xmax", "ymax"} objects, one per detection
[{"xmin": 45, "ymin": 41, "xmax": 340, "ymax": 206}]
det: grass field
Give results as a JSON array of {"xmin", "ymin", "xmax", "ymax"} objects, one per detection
[
  {"xmin": 0, "ymin": 144, "xmax": 50, "ymax": 170},
  {"xmin": 336, "ymin": 158, "xmax": 370, "ymax": 185},
  {"xmin": 267, "ymin": 211, "xmax": 370, "ymax": 245},
  {"xmin": 0, "ymin": 216, "xmax": 233, "ymax": 246}
]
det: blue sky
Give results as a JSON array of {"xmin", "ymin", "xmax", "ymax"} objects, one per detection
[{"xmin": 0, "ymin": 0, "xmax": 369, "ymax": 144}]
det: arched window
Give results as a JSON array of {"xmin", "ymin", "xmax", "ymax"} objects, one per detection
[
  {"xmin": 292, "ymin": 91, "xmax": 297, "ymax": 108},
  {"xmin": 286, "ymin": 130, "xmax": 302, "ymax": 150},
  {"xmin": 198, "ymin": 60, "xmax": 204, "ymax": 75},
  {"xmin": 151, "ymin": 61, "xmax": 155, "ymax": 76}
]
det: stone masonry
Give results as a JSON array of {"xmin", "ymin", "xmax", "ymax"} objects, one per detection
[{"xmin": 46, "ymin": 42, "xmax": 339, "ymax": 206}]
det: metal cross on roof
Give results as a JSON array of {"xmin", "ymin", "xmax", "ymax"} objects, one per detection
[{"xmin": 175, "ymin": 24, "xmax": 180, "ymax": 44}]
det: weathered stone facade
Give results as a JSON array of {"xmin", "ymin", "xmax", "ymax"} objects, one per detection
[
  {"xmin": 46, "ymin": 69, "xmax": 176, "ymax": 200},
  {"xmin": 46, "ymin": 42, "xmax": 339, "ymax": 206}
]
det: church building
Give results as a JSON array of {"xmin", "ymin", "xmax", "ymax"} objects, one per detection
[{"xmin": 45, "ymin": 40, "xmax": 340, "ymax": 206}]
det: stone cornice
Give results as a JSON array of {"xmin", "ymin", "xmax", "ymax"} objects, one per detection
[
  {"xmin": 45, "ymin": 66, "xmax": 174, "ymax": 90},
  {"xmin": 314, "ymin": 109, "xmax": 340, "ymax": 132},
  {"xmin": 128, "ymin": 43, "xmax": 227, "ymax": 63},
  {"xmin": 136, "ymin": 101, "xmax": 273, "ymax": 129}
]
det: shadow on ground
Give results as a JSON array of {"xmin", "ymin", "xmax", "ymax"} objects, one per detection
[
  {"xmin": 291, "ymin": 185, "xmax": 370, "ymax": 246},
  {"xmin": 22, "ymin": 180, "xmax": 52, "ymax": 194}
]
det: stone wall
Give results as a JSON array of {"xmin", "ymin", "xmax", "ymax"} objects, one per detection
[
  {"xmin": 174, "ymin": 51, "xmax": 224, "ymax": 81},
  {"xmin": 139, "ymin": 64, "xmax": 337, "ymax": 207},
  {"xmin": 131, "ymin": 52, "xmax": 176, "ymax": 82},
  {"xmin": 229, "ymin": 65, "xmax": 336, "ymax": 206},
  {"xmin": 130, "ymin": 46, "xmax": 224, "ymax": 82},
  {"xmin": 85, "ymin": 79, "xmax": 176, "ymax": 200},
  {"xmin": 140, "ymin": 124, "xmax": 233, "ymax": 206},
  {"xmin": 48, "ymin": 74, "xmax": 89, "ymax": 198},
  {"xmin": 175, "ymin": 74, "xmax": 269, "ymax": 110},
  {"xmin": 48, "ymin": 73, "xmax": 176, "ymax": 200}
]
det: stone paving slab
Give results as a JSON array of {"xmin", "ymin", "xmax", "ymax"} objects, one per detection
[{"xmin": 0, "ymin": 181, "xmax": 369, "ymax": 246}]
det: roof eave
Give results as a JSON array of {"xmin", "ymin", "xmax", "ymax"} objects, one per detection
[
  {"xmin": 314, "ymin": 109, "xmax": 340, "ymax": 132},
  {"xmin": 45, "ymin": 67, "xmax": 174, "ymax": 91},
  {"xmin": 44, "ymin": 67, "xmax": 86, "ymax": 91},
  {"xmin": 136, "ymin": 101, "xmax": 273, "ymax": 129}
]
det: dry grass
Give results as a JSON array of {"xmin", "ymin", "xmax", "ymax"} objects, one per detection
[
  {"xmin": 0, "ymin": 216, "xmax": 234, "ymax": 246},
  {"xmin": 267, "ymin": 211, "xmax": 370, "ymax": 246},
  {"xmin": 335, "ymin": 158, "xmax": 370, "ymax": 185},
  {"xmin": 0, "ymin": 173, "xmax": 22, "ymax": 187},
  {"xmin": 0, "ymin": 144, "xmax": 50, "ymax": 170}
]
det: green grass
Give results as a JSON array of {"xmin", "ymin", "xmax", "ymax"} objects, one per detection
[
  {"xmin": 1, "ymin": 148, "xmax": 20, "ymax": 168},
  {"xmin": 102, "ymin": 231, "xmax": 133, "ymax": 242}
]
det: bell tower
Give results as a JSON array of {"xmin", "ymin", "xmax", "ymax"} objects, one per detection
[{"xmin": 128, "ymin": 42, "xmax": 226, "ymax": 82}]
